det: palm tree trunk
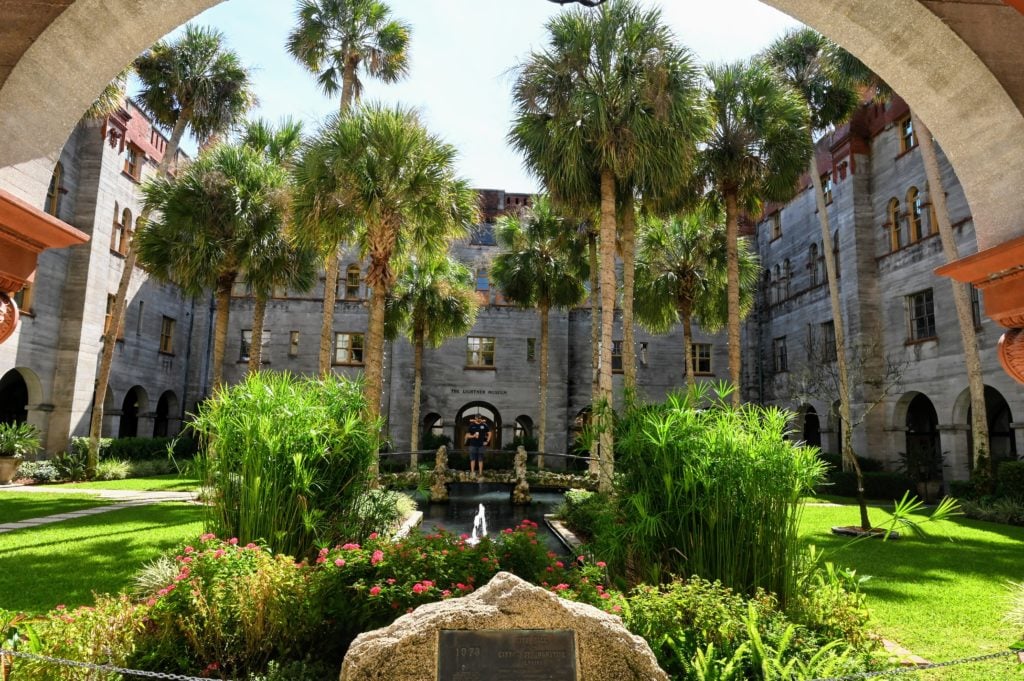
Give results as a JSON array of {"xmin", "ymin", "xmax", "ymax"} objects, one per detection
[
  {"xmin": 364, "ymin": 278, "xmax": 388, "ymax": 482},
  {"xmin": 588, "ymin": 229, "xmax": 600, "ymax": 476},
  {"xmin": 597, "ymin": 169, "xmax": 617, "ymax": 493},
  {"xmin": 248, "ymin": 294, "xmax": 267, "ymax": 374},
  {"xmin": 341, "ymin": 57, "xmax": 357, "ymax": 113},
  {"xmin": 318, "ymin": 252, "xmax": 340, "ymax": 375},
  {"xmin": 682, "ymin": 311, "xmax": 695, "ymax": 391},
  {"xmin": 410, "ymin": 324, "xmax": 424, "ymax": 457},
  {"xmin": 810, "ymin": 157, "xmax": 869, "ymax": 529},
  {"xmin": 913, "ymin": 112, "xmax": 991, "ymax": 487},
  {"xmin": 724, "ymin": 191, "xmax": 742, "ymax": 408},
  {"xmin": 87, "ymin": 114, "xmax": 188, "ymax": 476},
  {"xmin": 620, "ymin": 196, "xmax": 638, "ymax": 398},
  {"xmin": 211, "ymin": 273, "xmax": 235, "ymax": 391},
  {"xmin": 539, "ymin": 302, "xmax": 549, "ymax": 469}
]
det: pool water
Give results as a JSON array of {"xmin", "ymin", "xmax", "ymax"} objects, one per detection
[{"xmin": 415, "ymin": 482, "xmax": 567, "ymax": 553}]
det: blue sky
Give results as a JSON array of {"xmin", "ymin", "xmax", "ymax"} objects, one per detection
[{"xmin": 161, "ymin": 0, "xmax": 800, "ymax": 191}]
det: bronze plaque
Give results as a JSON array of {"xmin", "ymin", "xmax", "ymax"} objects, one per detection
[{"xmin": 437, "ymin": 629, "xmax": 576, "ymax": 681}]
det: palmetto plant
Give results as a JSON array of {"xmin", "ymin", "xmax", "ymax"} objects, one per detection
[
  {"xmin": 138, "ymin": 143, "xmax": 290, "ymax": 389},
  {"xmin": 286, "ymin": 0, "xmax": 411, "ymax": 376},
  {"xmin": 696, "ymin": 59, "xmax": 810, "ymax": 408},
  {"xmin": 509, "ymin": 0, "xmax": 706, "ymax": 491},
  {"xmin": 634, "ymin": 204, "xmax": 759, "ymax": 390},
  {"xmin": 385, "ymin": 254, "xmax": 479, "ymax": 456},
  {"xmin": 292, "ymin": 103, "xmax": 478, "ymax": 470},
  {"xmin": 88, "ymin": 24, "xmax": 254, "ymax": 477},
  {"xmin": 0, "ymin": 422, "xmax": 41, "ymax": 458},
  {"xmin": 491, "ymin": 196, "xmax": 588, "ymax": 460}
]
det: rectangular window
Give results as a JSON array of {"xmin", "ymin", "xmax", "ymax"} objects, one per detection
[
  {"xmin": 690, "ymin": 343, "xmax": 712, "ymax": 375},
  {"xmin": 159, "ymin": 316, "xmax": 175, "ymax": 354},
  {"xmin": 970, "ymin": 285, "xmax": 983, "ymax": 330},
  {"xmin": 289, "ymin": 330, "xmax": 300, "ymax": 357},
  {"xmin": 466, "ymin": 336, "xmax": 495, "ymax": 368},
  {"xmin": 820, "ymin": 321, "xmax": 837, "ymax": 362},
  {"xmin": 821, "ymin": 172, "xmax": 833, "ymax": 205},
  {"xmin": 611, "ymin": 340, "xmax": 623, "ymax": 373},
  {"xmin": 526, "ymin": 337, "xmax": 536, "ymax": 362},
  {"xmin": 773, "ymin": 337, "xmax": 788, "ymax": 373},
  {"xmin": 334, "ymin": 332, "xmax": 365, "ymax": 365},
  {"xmin": 104, "ymin": 294, "xmax": 116, "ymax": 336},
  {"xmin": 345, "ymin": 266, "xmax": 361, "ymax": 299},
  {"xmin": 770, "ymin": 212, "xmax": 782, "ymax": 240},
  {"xmin": 475, "ymin": 268, "xmax": 489, "ymax": 292},
  {"xmin": 899, "ymin": 116, "xmax": 917, "ymax": 153},
  {"xmin": 124, "ymin": 145, "xmax": 141, "ymax": 180},
  {"xmin": 135, "ymin": 301, "xmax": 144, "ymax": 335},
  {"xmin": 639, "ymin": 341, "xmax": 648, "ymax": 366},
  {"xmin": 240, "ymin": 329, "xmax": 252, "ymax": 362},
  {"xmin": 907, "ymin": 289, "xmax": 937, "ymax": 341},
  {"xmin": 13, "ymin": 284, "xmax": 33, "ymax": 315}
]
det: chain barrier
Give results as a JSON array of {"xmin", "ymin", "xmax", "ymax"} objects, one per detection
[
  {"xmin": 0, "ymin": 648, "xmax": 234, "ymax": 680},
  {"xmin": 807, "ymin": 650, "xmax": 1018, "ymax": 681}
]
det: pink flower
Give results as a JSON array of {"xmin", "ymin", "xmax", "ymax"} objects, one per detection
[
  {"xmin": 442, "ymin": 589, "xmax": 452, "ymax": 597},
  {"xmin": 421, "ymin": 580, "xmax": 434, "ymax": 588},
  {"xmin": 316, "ymin": 556, "xmax": 326, "ymax": 564},
  {"xmin": 334, "ymin": 558, "xmax": 346, "ymax": 567},
  {"xmin": 459, "ymin": 533, "xmax": 470, "ymax": 540},
  {"xmin": 200, "ymin": 533, "xmax": 216, "ymax": 541},
  {"xmin": 612, "ymin": 605, "xmax": 621, "ymax": 612},
  {"xmin": 184, "ymin": 546, "xmax": 194, "ymax": 554},
  {"xmin": 387, "ymin": 578, "xmax": 396, "ymax": 585},
  {"xmin": 246, "ymin": 543, "xmax": 257, "ymax": 550},
  {"xmin": 371, "ymin": 550, "xmax": 384, "ymax": 566},
  {"xmin": 596, "ymin": 561, "xmax": 606, "ymax": 568},
  {"xmin": 342, "ymin": 543, "xmax": 361, "ymax": 551},
  {"xmin": 369, "ymin": 532, "xmax": 379, "ymax": 540},
  {"xmin": 553, "ymin": 583, "xmax": 569, "ymax": 591},
  {"xmin": 412, "ymin": 583, "xmax": 426, "ymax": 594},
  {"xmin": 369, "ymin": 586, "xmax": 382, "ymax": 596},
  {"xmin": 577, "ymin": 555, "xmax": 585, "ymax": 563},
  {"xmin": 228, "ymin": 538, "xmax": 238, "ymax": 545},
  {"xmin": 555, "ymin": 561, "xmax": 564, "ymax": 568},
  {"xmin": 213, "ymin": 549, "xmax": 225, "ymax": 559}
]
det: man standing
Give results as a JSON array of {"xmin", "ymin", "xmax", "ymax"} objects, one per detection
[{"xmin": 464, "ymin": 414, "xmax": 492, "ymax": 477}]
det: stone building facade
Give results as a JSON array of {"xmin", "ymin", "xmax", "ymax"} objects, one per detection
[
  {"xmin": 746, "ymin": 96, "xmax": 1023, "ymax": 481},
  {"xmin": 0, "ymin": 102, "xmax": 210, "ymax": 453}
]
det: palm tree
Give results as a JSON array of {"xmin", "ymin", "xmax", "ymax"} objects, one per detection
[
  {"xmin": 696, "ymin": 60, "xmax": 809, "ymax": 407},
  {"xmin": 764, "ymin": 29, "xmax": 867, "ymax": 527},
  {"xmin": 491, "ymin": 196, "xmax": 588, "ymax": 463},
  {"xmin": 82, "ymin": 66, "xmax": 132, "ymax": 121},
  {"xmin": 634, "ymin": 205, "xmax": 759, "ymax": 390},
  {"xmin": 286, "ymin": 0, "xmax": 412, "ymax": 376},
  {"xmin": 238, "ymin": 118, "xmax": 318, "ymax": 373},
  {"xmin": 88, "ymin": 25, "xmax": 253, "ymax": 475},
  {"xmin": 292, "ymin": 103, "xmax": 478, "ymax": 464},
  {"xmin": 509, "ymin": 0, "xmax": 705, "ymax": 491},
  {"xmin": 385, "ymin": 255, "xmax": 479, "ymax": 458},
  {"xmin": 138, "ymin": 144, "xmax": 289, "ymax": 389},
  {"xmin": 837, "ymin": 55, "xmax": 993, "ymax": 490}
]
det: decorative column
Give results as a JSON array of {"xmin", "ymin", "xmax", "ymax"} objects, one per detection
[
  {"xmin": 0, "ymin": 188, "xmax": 89, "ymax": 344},
  {"xmin": 937, "ymin": 235, "xmax": 1024, "ymax": 384}
]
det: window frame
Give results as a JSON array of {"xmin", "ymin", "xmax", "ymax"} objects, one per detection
[
  {"xmin": 821, "ymin": 172, "xmax": 833, "ymax": 205},
  {"xmin": 289, "ymin": 330, "xmax": 300, "ymax": 357},
  {"xmin": 773, "ymin": 337, "xmax": 789, "ymax": 374},
  {"xmin": 13, "ymin": 283, "xmax": 34, "ymax": 316},
  {"xmin": 888, "ymin": 198, "xmax": 902, "ymax": 252},
  {"xmin": 611, "ymin": 340, "xmax": 623, "ymax": 374},
  {"xmin": 906, "ymin": 289, "xmax": 937, "ymax": 343},
  {"xmin": 898, "ymin": 116, "xmax": 917, "ymax": 154},
  {"xmin": 907, "ymin": 187, "xmax": 924, "ymax": 242},
  {"xmin": 344, "ymin": 264, "xmax": 361, "ymax": 299},
  {"xmin": 820, "ymin": 321, "xmax": 837, "ymax": 362},
  {"xmin": 769, "ymin": 212, "xmax": 782, "ymax": 241},
  {"xmin": 123, "ymin": 144, "xmax": 142, "ymax": 181},
  {"xmin": 689, "ymin": 343, "xmax": 712, "ymax": 376},
  {"xmin": 159, "ymin": 316, "xmax": 175, "ymax": 355},
  {"xmin": 45, "ymin": 162, "xmax": 63, "ymax": 217},
  {"xmin": 334, "ymin": 332, "xmax": 366, "ymax": 366},
  {"xmin": 526, "ymin": 337, "xmax": 536, "ymax": 362},
  {"xmin": 466, "ymin": 336, "xmax": 496, "ymax": 369}
]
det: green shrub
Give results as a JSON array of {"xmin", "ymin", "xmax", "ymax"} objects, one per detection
[
  {"xmin": 502, "ymin": 434, "xmax": 538, "ymax": 452},
  {"xmin": 69, "ymin": 435, "xmax": 196, "ymax": 462},
  {"xmin": 243, "ymin": 660, "xmax": 338, "ymax": 680},
  {"xmin": 0, "ymin": 422, "xmax": 41, "ymax": 458},
  {"xmin": 128, "ymin": 458, "xmax": 177, "ymax": 477},
  {"xmin": 95, "ymin": 458, "xmax": 131, "ymax": 481},
  {"xmin": 997, "ymin": 460, "xmax": 1024, "ymax": 500},
  {"xmin": 52, "ymin": 449, "xmax": 88, "ymax": 482},
  {"xmin": 421, "ymin": 432, "xmax": 452, "ymax": 451},
  {"xmin": 16, "ymin": 460, "xmax": 60, "ymax": 483},
  {"xmin": 960, "ymin": 497, "xmax": 1024, "ymax": 526},
  {"xmin": 612, "ymin": 384, "xmax": 825, "ymax": 603},
  {"xmin": 189, "ymin": 372, "xmax": 378, "ymax": 559},
  {"xmin": 558, "ymin": 489, "xmax": 616, "ymax": 543},
  {"xmin": 820, "ymin": 471, "xmax": 916, "ymax": 502},
  {"xmin": 817, "ymin": 451, "xmax": 884, "ymax": 473},
  {"xmin": 948, "ymin": 479, "xmax": 981, "ymax": 501}
]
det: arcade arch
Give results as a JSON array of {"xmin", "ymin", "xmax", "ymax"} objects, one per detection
[
  {"xmin": 118, "ymin": 386, "xmax": 149, "ymax": 438},
  {"xmin": 454, "ymin": 402, "xmax": 501, "ymax": 451},
  {"xmin": 0, "ymin": 367, "xmax": 43, "ymax": 425}
]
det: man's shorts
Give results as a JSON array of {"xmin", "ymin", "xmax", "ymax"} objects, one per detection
[{"xmin": 468, "ymin": 445, "xmax": 484, "ymax": 462}]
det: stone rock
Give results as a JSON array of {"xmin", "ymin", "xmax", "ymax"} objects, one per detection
[
  {"xmin": 511, "ymin": 446, "xmax": 531, "ymax": 505},
  {"xmin": 339, "ymin": 571, "xmax": 667, "ymax": 681},
  {"xmin": 429, "ymin": 446, "xmax": 449, "ymax": 502}
]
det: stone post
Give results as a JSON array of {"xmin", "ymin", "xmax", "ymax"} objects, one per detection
[
  {"xmin": 511, "ymin": 445, "xmax": 531, "ymax": 505},
  {"xmin": 429, "ymin": 445, "xmax": 448, "ymax": 503}
]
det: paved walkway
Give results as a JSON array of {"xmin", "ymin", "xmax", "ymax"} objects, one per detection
[{"xmin": 0, "ymin": 484, "xmax": 197, "ymax": 534}]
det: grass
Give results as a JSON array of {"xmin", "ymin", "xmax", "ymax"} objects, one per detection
[
  {"xmin": 0, "ymin": 492, "xmax": 107, "ymax": 523},
  {"xmin": 51, "ymin": 474, "xmax": 200, "ymax": 492},
  {"xmin": 801, "ymin": 502, "xmax": 1024, "ymax": 680},
  {"xmin": 0, "ymin": 502, "xmax": 203, "ymax": 613}
]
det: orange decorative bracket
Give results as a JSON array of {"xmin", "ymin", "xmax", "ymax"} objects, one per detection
[
  {"xmin": 936, "ymin": 234, "xmax": 1024, "ymax": 384},
  {"xmin": 0, "ymin": 188, "xmax": 89, "ymax": 344}
]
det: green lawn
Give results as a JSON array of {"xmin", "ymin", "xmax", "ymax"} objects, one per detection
[
  {"xmin": 0, "ymin": 502, "xmax": 204, "ymax": 613},
  {"xmin": 50, "ymin": 474, "xmax": 200, "ymax": 492},
  {"xmin": 0, "ymin": 492, "xmax": 107, "ymax": 523},
  {"xmin": 801, "ymin": 503, "xmax": 1024, "ymax": 680}
]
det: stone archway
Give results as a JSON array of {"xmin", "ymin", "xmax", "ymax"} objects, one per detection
[
  {"xmin": 118, "ymin": 386, "xmax": 149, "ymax": 438},
  {"xmin": 153, "ymin": 390, "xmax": 179, "ymax": 438},
  {"xmin": 454, "ymin": 402, "xmax": 501, "ymax": 451}
]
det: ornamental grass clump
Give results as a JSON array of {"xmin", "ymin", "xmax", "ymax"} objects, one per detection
[
  {"xmin": 613, "ymin": 383, "xmax": 826, "ymax": 605},
  {"xmin": 189, "ymin": 372, "xmax": 378, "ymax": 559}
]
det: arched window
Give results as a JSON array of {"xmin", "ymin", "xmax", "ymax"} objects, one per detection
[
  {"xmin": 907, "ymin": 187, "xmax": 923, "ymax": 242},
  {"xmin": 782, "ymin": 259, "xmax": 791, "ymax": 299},
  {"xmin": 110, "ymin": 202, "xmax": 121, "ymax": 251},
  {"xmin": 888, "ymin": 198, "xmax": 902, "ymax": 252},
  {"xmin": 808, "ymin": 244, "xmax": 819, "ymax": 288},
  {"xmin": 344, "ymin": 264, "xmax": 361, "ymax": 299},
  {"xmin": 115, "ymin": 207, "xmax": 132, "ymax": 255},
  {"xmin": 45, "ymin": 162, "xmax": 63, "ymax": 216},
  {"xmin": 773, "ymin": 264, "xmax": 781, "ymax": 304}
]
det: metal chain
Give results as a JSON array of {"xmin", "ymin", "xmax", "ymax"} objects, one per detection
[
  {"xmin": 0, "ymin": 648, "xmax": 234, "ymax": 680},
  {"xmin": 807, "ymin": 650, "xmax": 1018, "ymax": 681}
]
